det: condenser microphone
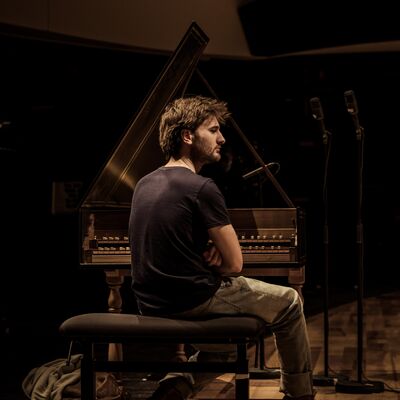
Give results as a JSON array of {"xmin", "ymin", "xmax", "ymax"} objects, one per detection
[
  {"xmin": 242, "ymin": 162, "xmax": 280, "ymax": 180},
  {"xmin": 310, "ymin": 97, "xmax": 328, "ymax": 144},
  {"xmin": 310, "ymin": 97, "xmax": 324, "ymax": 120},
  {"xmin": 344, "ymin": 90, "xmax": 363, "ymax": 138},
  {"xmin": 344, "ymin": 90, "xmax": 359, "ymax": 115}
]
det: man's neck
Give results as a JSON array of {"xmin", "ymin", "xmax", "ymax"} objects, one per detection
[{"xmin": 165, "ymin": 157, "xmax": 197, "ymax": 173}]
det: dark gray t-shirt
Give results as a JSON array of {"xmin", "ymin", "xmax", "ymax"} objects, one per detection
[{"xmin": 129, "ymin": 166, "xmax": 231, "ymax": 316}]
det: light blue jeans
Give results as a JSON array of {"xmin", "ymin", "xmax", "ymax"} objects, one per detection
[{"xmin": 164, "ymin": 276, "xmax": 314, "ymax": 398}]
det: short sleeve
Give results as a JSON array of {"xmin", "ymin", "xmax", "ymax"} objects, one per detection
[{"xmin": 196, "ymin": 179, "xmax": 231, "ymax": 229}]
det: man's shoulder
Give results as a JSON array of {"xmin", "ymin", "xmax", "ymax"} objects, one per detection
[{"xmin": 137, "ymin": 167, "xmax": 217, "ymax": 192}]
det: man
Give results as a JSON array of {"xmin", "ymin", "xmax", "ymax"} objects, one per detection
[{"xmin": 129, "ymin": 96, "xmax": 315, "ymax": 400}]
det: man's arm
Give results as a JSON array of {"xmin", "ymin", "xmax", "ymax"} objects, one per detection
[{"xmin": 205, "ymin": 224, "xmax": 243, "ymax": 275}]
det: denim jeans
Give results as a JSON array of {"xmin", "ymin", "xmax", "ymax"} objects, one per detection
[{"xmin": 164, "ymin": 276, "xmax": 314, "ymax": 398}]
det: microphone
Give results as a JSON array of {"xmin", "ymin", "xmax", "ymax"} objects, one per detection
[
  {"xmin": 309, "ymin": 97, "xmax": 329, "ymax": 144},
  {"xmin": 344, "ymin": 90, "xmax": 363, "ymax": 138},
  {"xmin": 242, "ymin": 162, "xmax": 280, "ymax": 180},
  {"xmin": 344, "ymin": 89, "xmax": 358, "ymax": 115}
]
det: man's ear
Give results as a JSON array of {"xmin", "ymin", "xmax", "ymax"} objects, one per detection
[{"xmin": 181, "ymin": 129, "xmax": 193, "ymax": 145}]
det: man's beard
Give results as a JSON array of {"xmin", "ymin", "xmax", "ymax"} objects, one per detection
[
  {"xmin": 191, "ymin": 144, "xmax": 221, "ymax": 165},
  {"xmin": 191, "ymin": 136, "xmax": 221, "ymax": 165}
]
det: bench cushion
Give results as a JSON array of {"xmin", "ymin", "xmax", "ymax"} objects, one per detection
[{"xmin": 59, "ymin": 313, "xmax": 265, "ymax": 344}]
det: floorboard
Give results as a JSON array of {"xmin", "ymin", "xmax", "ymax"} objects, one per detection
[
  {"xmin": 122, "ymin": 291, "xmax": 400, "ymax": 399},
  {"xmin": 6, "ymin": 291, "xmax": 399, "ymax": 400}
]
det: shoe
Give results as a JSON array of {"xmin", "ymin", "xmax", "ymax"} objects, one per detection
[
  {"xmin": 282, "ymin": 395, "xmax": 315, "ymax": 400},
  {"xmin": 148, "ymin": 377, "xmax": 193, "ymax": 400}
]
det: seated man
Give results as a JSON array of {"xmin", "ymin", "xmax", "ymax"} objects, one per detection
[{"xmin": 129, "ymin": 95, "xmax": 315, "ymax": 400}]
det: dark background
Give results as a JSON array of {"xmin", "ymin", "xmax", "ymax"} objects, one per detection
[{"xmin": 1, "ymin": 21, "xmax": 400, "ymax": 397}]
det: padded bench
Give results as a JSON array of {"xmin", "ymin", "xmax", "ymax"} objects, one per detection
[{"xmin": 59, "ymin": 312, "xmax": 266, "ymax": 400}]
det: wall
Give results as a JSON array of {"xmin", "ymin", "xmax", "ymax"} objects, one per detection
[{"xmin": 0, "ymin": 0, "xmax": 252, "ymax": 58}]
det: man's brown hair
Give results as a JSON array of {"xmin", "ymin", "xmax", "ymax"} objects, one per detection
[{"xmin": 159, "ymin": 96, "xmax": 230, "ymax": 159}]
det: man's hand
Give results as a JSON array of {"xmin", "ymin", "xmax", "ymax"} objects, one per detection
[
  {"xmin": 207, "ymin": 224, "xmax": 243, "ymax": 274},
  {"xmin": 203, "ymin": 244, "xmax": 222, "ymax": 267}
]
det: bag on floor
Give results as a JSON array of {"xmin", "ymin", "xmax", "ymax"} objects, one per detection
[{"xmin": 22, "ymin": 354, "xmax": 124, "ymax": 400}]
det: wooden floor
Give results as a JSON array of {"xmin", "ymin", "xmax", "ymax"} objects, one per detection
[{"xmin": 123, "ymin": 291, "xmax": 400, "ymax": 399}]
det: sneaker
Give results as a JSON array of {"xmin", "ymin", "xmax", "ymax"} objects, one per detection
[{"xmin": 148, "ymin": 377, "xmax": 193, "ymax": 400}]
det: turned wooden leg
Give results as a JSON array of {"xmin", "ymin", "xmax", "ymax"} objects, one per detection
[
  {"xmin": 174, "ymin": 343, "xmax": 187, "ymax": 362},
  {"xmin": 105, "ymin": 271, "xmax": 125, "ymax": 361}
]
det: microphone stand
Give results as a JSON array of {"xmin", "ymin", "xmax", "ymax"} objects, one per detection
[
  {"xmin": 335, "ymin": 90, "xmax": 384, "ymax": 394},
  {"xmin": 309, "ymin": 97, "xmax": 335, "ymax": 386}
]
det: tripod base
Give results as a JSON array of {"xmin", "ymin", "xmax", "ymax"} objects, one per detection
[
  {"xmin": 335, "ymin": 379, "xmax": 384, "ymax": 394},
  {"xmin": 312, "ymin": 375, "xmax": 335, "ymax": 386}
]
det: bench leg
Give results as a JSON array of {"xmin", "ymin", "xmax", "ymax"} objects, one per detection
[
  {"xmin": 81, "ymin": 341, "xmax": 96, "ymax": 400},
  {"xmin": 235, "ymin": 343, "xmax": 250, "ymax": 400}
]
